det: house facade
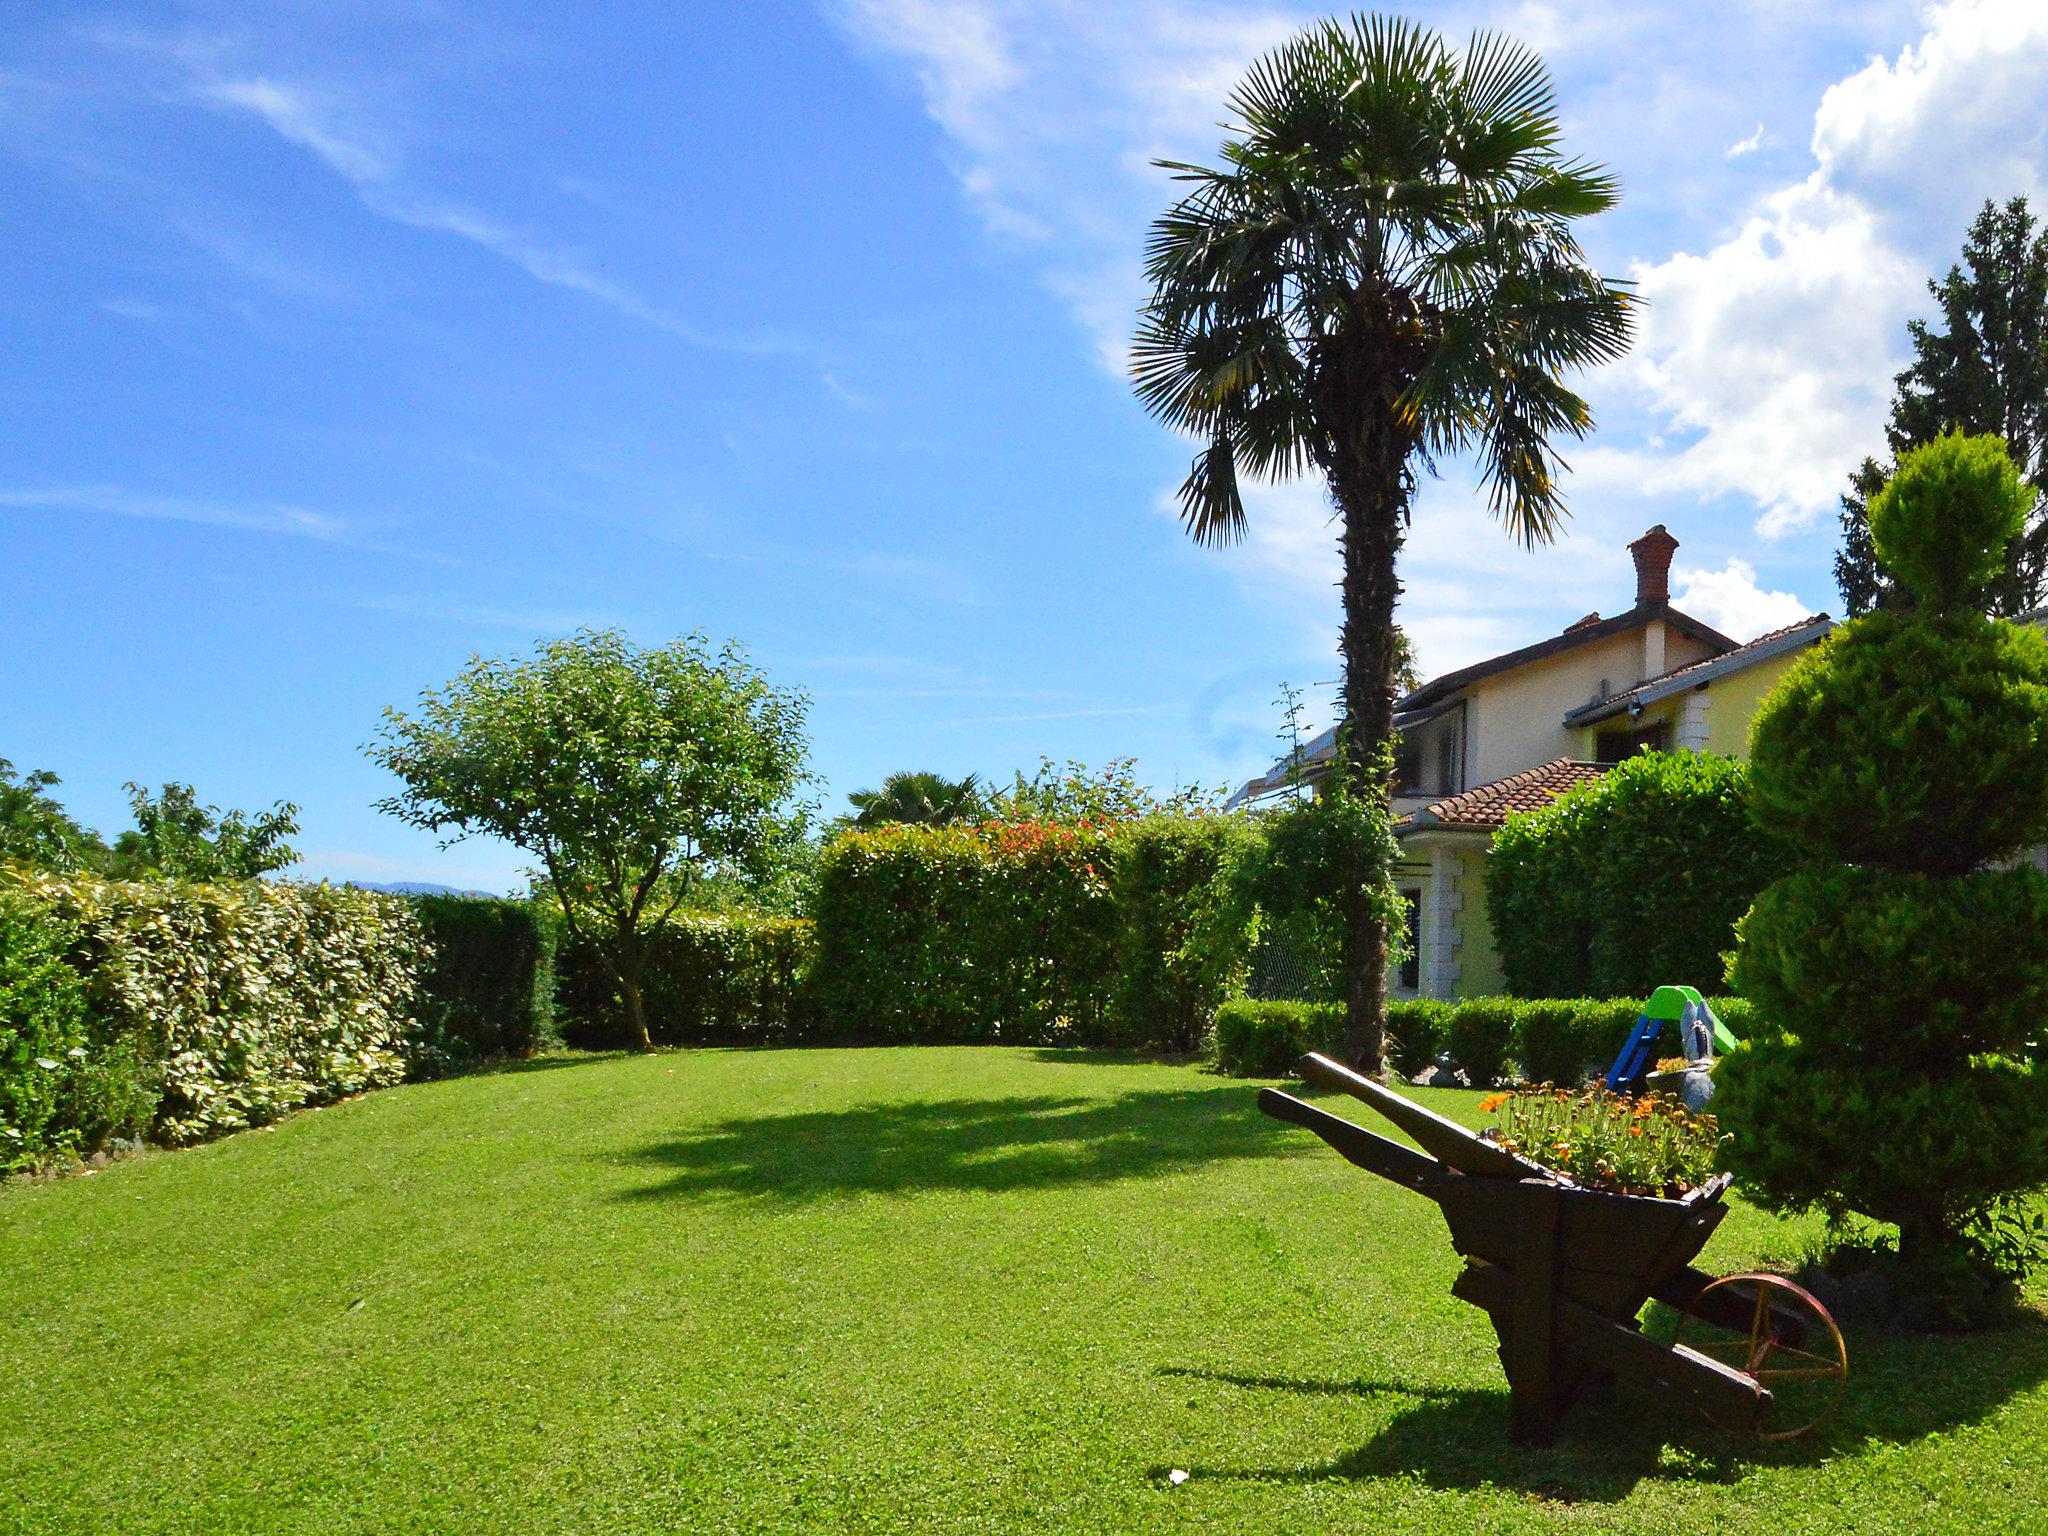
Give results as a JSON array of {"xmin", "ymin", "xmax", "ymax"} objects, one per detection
[{"xmin": 1229, "ymin": 525, "xmax": 1834, "ymax": 1001}]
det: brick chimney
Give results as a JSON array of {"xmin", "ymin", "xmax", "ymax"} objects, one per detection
[{"xmin": 1629, "ymin": 524, "xmax": 1679, "ymax": 609}]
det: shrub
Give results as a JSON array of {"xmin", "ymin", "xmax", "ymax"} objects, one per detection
[
  {"xmin": 1516, "ymin": 997, "xmax": 1639, "ymax": 1087},
  {"xmin": 1212, "ymin": 999, "xmax": 1340, "ymax": 1077},
  {"xmin": 410, "ymin": 896, "xmax": 562, "ymax": 1064},
  {"xmin": 1865, "ymin": 429, "xmax": 2031, "ymax": 609},
  {"xmin": 0, "ymin": 891, "xmax": 96, "ymax": 1169},
  {"xmin": 809, "ymin": 816, "xmax": 1264, "ymax": 1050},
  {"xmin": 1108, "ymin": 816, "xmax": 1262, "ymax": 1052},
  {"xmin": 1246, "ymin": 778, "xmax": 1407, "ymax": 1025},
  {"xmin": 1445, "ymin": 997, "xmax": 1518, "ymax": 1087},
  {"xmin": 1730, "ymin": 867, "xmax": 2048, "ymax": 1069},
  {"xmin": 1387, "ymin": 998, "xmax": 1452, "ymax": 1078},
  {"xmin": 809, "ymin": 820, "xmax": 1117, "ymax": 1045},
  {"xmin": 16, "ymin": 873, "xmax": 422, "ymax": 1144},
  {"xmin": 1721, "ymin": 435, "xmax": 2048, "ymax": 1293},
  {"xmin": 1487, "ymin": 789, "xmax": 1600, "ymax": 998},
  {"xmin": 561, "ymin": 913, "xmax": 816, "ymax": 1048},
  {"xmin": 1748, "ymin": 613, "xmax": 2048, "ymax": 875},
  {"xmin": 1707, "ymin": 995, "xmax": 1756, "ymax": 1040},
  {"xmin": 1489, "ymin": 752, "xmax": 1784, "ymax": 999}
]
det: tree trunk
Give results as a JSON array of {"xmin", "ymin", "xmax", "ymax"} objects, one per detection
[
  {"xmin": 1333, "ymin": 454, "xmax": 1405, "ymax": 1076},
  {"xmin": 620, "ymin": 973, "xmax": 653, "ymax": 1053},
  {"xmin": 1314, "ymin": 284, "xmax": 1427, "ymax": 1077}
]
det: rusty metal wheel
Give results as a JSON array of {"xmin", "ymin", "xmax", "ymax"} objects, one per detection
[{"xmin": 1671, "ymin": 1272, "xmax": 1848, "ymax": 1440}]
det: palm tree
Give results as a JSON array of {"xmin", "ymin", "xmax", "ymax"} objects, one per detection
[
  {"xmin": 843, "ymin": 771, "xmax": 988, "ymax": 830},
  {"xmin": 1133, "ymin": 16, "xmax": 1632, "ymax": 1072}
]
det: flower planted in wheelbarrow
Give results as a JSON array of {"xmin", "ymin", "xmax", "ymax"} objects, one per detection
[{"xmin": 1478, "ymin": 1085, "xmax": 1725, "ymax": 1198}]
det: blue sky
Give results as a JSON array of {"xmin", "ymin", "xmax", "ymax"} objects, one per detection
[{"xmin": 4, "ymin": 1, "xmax": 2045, "ymax": 890}]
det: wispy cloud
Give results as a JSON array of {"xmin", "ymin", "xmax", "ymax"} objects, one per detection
[
  {"xmin": 821, "ymin": 686, "xmax": 1074, "ymax": 701},
  {"xmin": 945, "ymin": 703, "xmax": 1179, "ymax": 726},
  {"xmin": 0, "ymin": 481, "xmax": 470, "ymax": 568},
  {"xmin": 1725, "ymin": 122, "xmax": 1766, "ymax": 157},
  {"xmin": 0, "ymin": 482, "xmax": 348, "ymax": 539},
  {"xmin": 341, "ymin": 593, "xmax": 622, "ymax": 634},
  {"xmin": 184, "ymin": 70, "xmax": 810, "ymax": 358},
  {"xmin": 701, "ymin": 547, "xmax": 980, "ymax": 605}
]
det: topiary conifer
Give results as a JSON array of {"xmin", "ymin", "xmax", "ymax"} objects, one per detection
[{"xmin": 1718, "ymin": 433, "xmax": 2048, "ymax": 1305}]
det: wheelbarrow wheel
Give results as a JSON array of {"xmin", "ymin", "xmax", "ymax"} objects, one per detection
[{"xmin": 1670, "ymin": 1272, "xmax": 1847, "ymax": 1440}]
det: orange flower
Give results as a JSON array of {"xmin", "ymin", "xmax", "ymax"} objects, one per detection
[{"xmin": 1477, "ymin": 1092, "xmax": 1510, "ymax": 1113}]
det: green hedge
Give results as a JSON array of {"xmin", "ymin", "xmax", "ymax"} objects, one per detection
[
  {"xmin": 1445, "ymin": 998, "xmax": 1520, "ymax": 1088},
  {"xmin": 1488, "ymin": 752, "xmax": 1787, "ymax": 999},
  {"xmin": 1213, "ymin": 999, "xmax": 1340, "ymax": 1077},
  {"xmin": 410, "ymin": 895, "xmax": 561, "ymax": 1065},
  {"xmin": 810, "ymin": 816, "xmax": 1259, "ymax": 1051},
  {"xmin": 808, "ymin": 821, "xmax": 1116, "ymax": 1045},
  {"xmin": 560, "ymin": 913, "xmax": 816, "ymax": 1048},
  {"xmin": 1214, "ymin": 998, "xmax": 1450, "ymax": 1080},
  {"xmin": 4, "ymin": 872, "xmax": 422, "ymax": 1150},
  {"xmin": 1387, "ymin": 999, "xmax": 1452, "ymax": 1078},
  {"xmin": 1110, "ymin": 817, "xmax": 1263, "ymax": 1052},
  {"xmin": 1213, "ymin": 993, "xmax": 1747, "ymax": 1086},
  {"xmin": 1515, "ymin": 997, "xmax": 1641, "ymax": 1086},
  {"xmin": 0, "ymin": 890, "xmax": 156, "ymax": 1171}
]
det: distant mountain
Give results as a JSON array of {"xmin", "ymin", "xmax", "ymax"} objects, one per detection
[{"xmin": 346, "ymin": 880, "xmax": 504, "ymax": 899}]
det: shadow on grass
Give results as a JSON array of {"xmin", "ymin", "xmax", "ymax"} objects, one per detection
[
  {"xmin": 616, "ymin": 1086, "xmax": 1292, "ymax": 1201},
  {"xmin": 1158, "ymin": 1312, "xmax": 2048, "ymax": 1502}
]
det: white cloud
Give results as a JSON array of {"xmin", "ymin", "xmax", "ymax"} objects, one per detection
[
  {"xmin": 1670, "ymin": 559, "xmax": 1813, "ymax": 640},
  {"xmin": 1609, "ymin": 179, "xmax": 1918, "ymax": 535},
  {"xmin": 1726, "ymin": 123, "xmax": 1765, "ymax": 157},
  {"xmin": 199, "ymin": 76, "xmax": 390, "ymax": 182},
  {"xmin": 1618, "ymin": 0, "xmax": 2048, "ymax": 539}
]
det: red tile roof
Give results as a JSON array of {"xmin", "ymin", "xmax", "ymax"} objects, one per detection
[{"xmin": 1399, "ymin": 759, "xmax": 1611, "ymax": 833}]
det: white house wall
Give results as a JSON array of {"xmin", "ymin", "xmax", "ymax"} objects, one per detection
[{"xmin": 1464, "ymin": 626, "xmax": 1719, "ymax": 786}]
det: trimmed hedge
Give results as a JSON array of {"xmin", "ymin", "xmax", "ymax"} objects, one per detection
[
  {"xmin": 1515, "ymin": 997, "xmax": 1641, "ymax": 1087},
  {"xmin": 410, "ymin": 895, "xmax": 561, "ymax": 1065},
  {"xmin": 810, "ymin": 816, "xmax": 1259, "ymax": 1051},
  {"xmin": 1213, "ymin": 993, "xmax": 1752, "ymax": 1086},
  {"xmin": 1213, "ymin": 999, "xmax": 1340, "ymax": 1077},
  {"xmin": 1387, "ymin": 999, "xmax": 1452, "ymax": 1079},
  {"xmin": 1488, "ymin": 752, "xmax": 1787, "ymax": 999},
  {"xmin": 1749, "ymin": 613, "xmax": 2048, "ymax": 876},
  {"xmin": 1109, "ymin": 817, "xmax": 1262, "ymax": 1052},
  {"xmin": 0, "ymin": 890, "xmax": 157, "ymax": 1171},
  {"xmin": 561, "ymin": 914, "xmax": 816, "ymax": 1048},
  {"xmin": 809, "ymin": 820, "xmax": 1117, "ymax": 1045},
  {"xmin": 4, "ymin": 872, "xmax": 422, "ymax": 1149}
]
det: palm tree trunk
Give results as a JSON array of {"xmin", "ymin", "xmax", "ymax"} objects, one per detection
[{"xmin": 1331, "ymin": 437, "xmax": 1408, "ymax": 1077}]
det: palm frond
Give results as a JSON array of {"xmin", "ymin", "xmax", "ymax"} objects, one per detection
[{"xmin": 1132, "ymin": 10, "xmax": 1631, "ymax": 555}]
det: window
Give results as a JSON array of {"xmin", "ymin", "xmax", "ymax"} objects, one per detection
[
  {"xmin": 1595, "ymin": 720, "xmax": 1668, "ymax": 763},
  {"xmin": 1398, "ymin": 890, "xmax": 1421, "ymax": 992}
]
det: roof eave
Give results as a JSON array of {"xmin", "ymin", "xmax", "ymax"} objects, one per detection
[{"xmin": 1562, "ymin": 616, "xmax": 1832, "ymax": 728}]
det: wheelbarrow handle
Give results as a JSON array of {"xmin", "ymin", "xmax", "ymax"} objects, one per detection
[
  {"xmin": 1300, "ymin": 1053, "xmax": 1540, "ymax": 1181},
  {"xmin": 1258, "ymin": 1089, "xmax": 1449, "ymax": 1200}
]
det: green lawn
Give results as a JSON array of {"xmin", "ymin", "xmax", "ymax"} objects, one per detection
[{"xmin": 2, "ymin": 1047, "xmax": 2044, "ymax": 1534}]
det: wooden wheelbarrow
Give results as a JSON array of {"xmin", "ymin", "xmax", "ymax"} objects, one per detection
[{"xmin": 1261, "ymin": 1053, "xmax": 1845, "ymax": 1445}]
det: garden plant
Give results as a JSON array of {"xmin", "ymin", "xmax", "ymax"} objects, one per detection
[
  {"xmin": 1718, "ymin": 433, "xmax": 2048, "ymax": 1319},
  {"xmin": 369, "ymin": 629, "xmax": 812, "ymax": 1052}
]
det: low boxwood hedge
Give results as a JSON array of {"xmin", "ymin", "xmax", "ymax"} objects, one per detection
[{"xmin": 1215, "ymin": 993, "xmax": 1752, "ymax": 1086}]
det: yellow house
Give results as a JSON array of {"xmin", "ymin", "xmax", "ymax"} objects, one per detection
[{"xmin": 1230, "ymin": 526, "xmax": 1833, "ymax": 1001}]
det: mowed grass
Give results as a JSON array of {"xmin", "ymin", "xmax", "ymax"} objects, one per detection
[{"xmin": 2, "ymin": 1048, "xmax": 2045, "ymax": 1535}]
